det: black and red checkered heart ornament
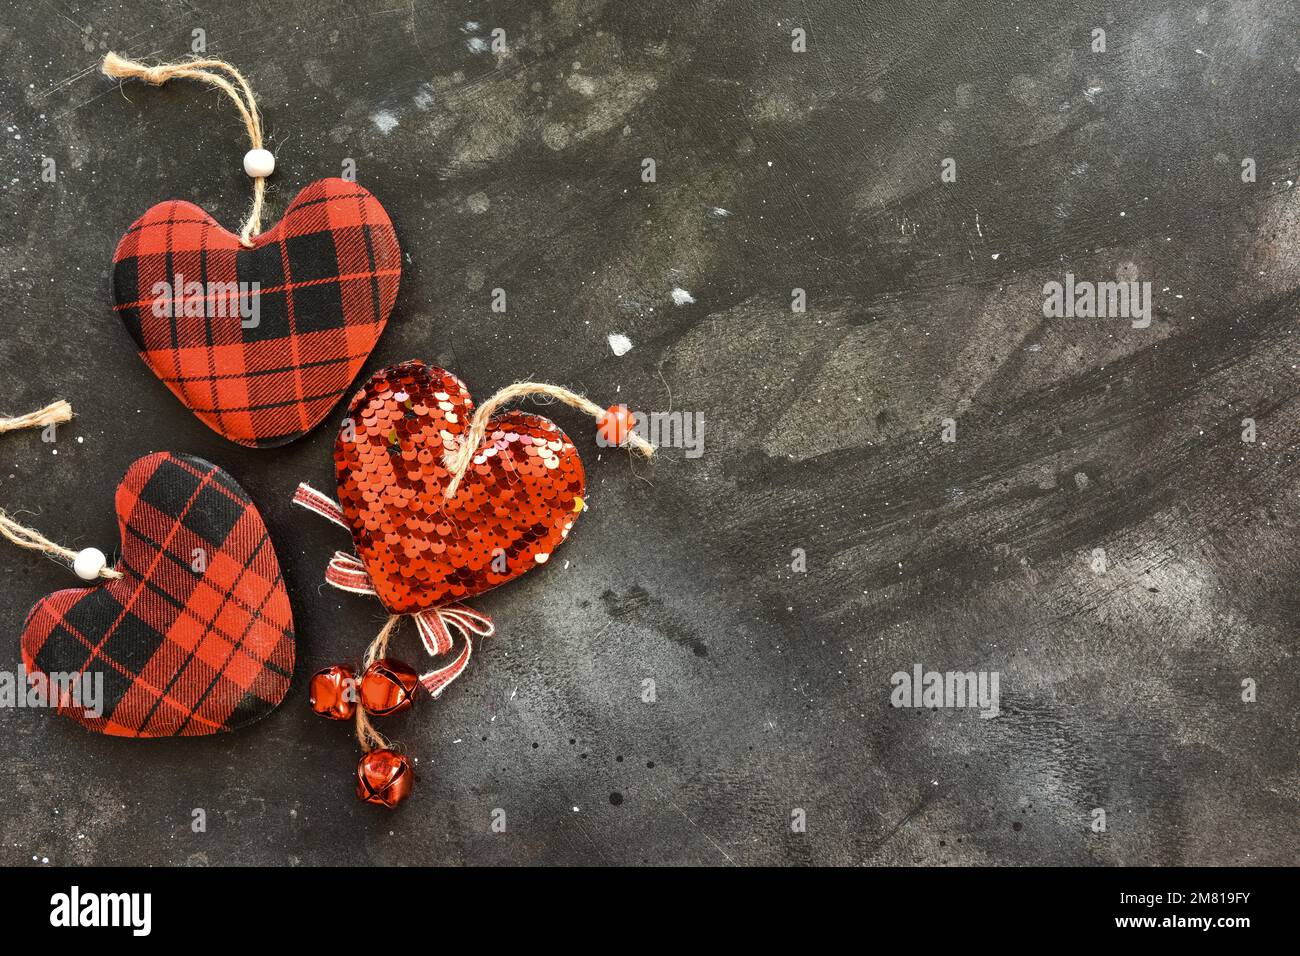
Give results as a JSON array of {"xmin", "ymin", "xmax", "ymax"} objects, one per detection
[
  {"xmin": 20, "ymin": 452, "xmax": 294, "ymax": 737},
  {"xmin": 112, "ymin": 178, "xmax": 400, "ymax": 448}
]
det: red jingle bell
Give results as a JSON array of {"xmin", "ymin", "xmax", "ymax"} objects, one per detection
[
  {"xmin": 356, "ymin": 748, "xmax": 414, "ymax": 808},
  {"xmin": 308, "ymin": 664, "xmax": 357, "ymax": 720},
  {"xmin": 360, "ymin": 658, "xmax": 420, "ymax": 716}
]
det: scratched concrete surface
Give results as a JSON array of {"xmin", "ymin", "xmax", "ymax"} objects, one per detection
[{"xmin": 0, "ymin": 0, "xmax": 1297, "ymax": 866}]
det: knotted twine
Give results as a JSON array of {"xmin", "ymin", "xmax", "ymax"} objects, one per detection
[
  {"xmin": 101, "ymin": 52, "xmax": 269, "ymax": 247},
  {"xmin": 0, "ymin": 401, "xmax": 121, "ymax": 580}
]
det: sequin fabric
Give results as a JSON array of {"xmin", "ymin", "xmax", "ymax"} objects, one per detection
[{"xmin": 334, "ymin": 361, "xmax": 586, "ymax": 614}]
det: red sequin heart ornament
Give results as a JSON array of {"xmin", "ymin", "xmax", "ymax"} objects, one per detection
[
  {"xmin": 293, "ymin": 363, "xmax": 654, "ymax": 807},
  {"xmin": 334, "ymin": 361, "xmax": 585, "ymax": 614}
]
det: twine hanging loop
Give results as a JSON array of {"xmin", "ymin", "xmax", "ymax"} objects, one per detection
[
  {"xmin": 442, "ymin": 382, "xmax": 655, "ymax": 498},
  {"xmin": 0, "ymin": 401, "xmax": 121, "ymax": 581},
  {"xmin": 102, "ymin": 52, "xmax": 269, "ymax": 247}
]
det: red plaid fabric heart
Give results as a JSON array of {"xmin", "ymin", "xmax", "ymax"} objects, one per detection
[
  {"xmin": 334, "ymin": 361, "xmax": 586, "ymax": 614},
  {"xmin": 112, "ymin": 178, "xmax": 400, "ymax": 448},
  {"xmin": 20, "ymin": 453, "xmax": 294, "ymax": 737}
]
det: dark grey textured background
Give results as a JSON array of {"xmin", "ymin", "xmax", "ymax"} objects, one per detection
[{"xmin": 1, "ymin": 0, "xmax": 1297, "ymax": 866}]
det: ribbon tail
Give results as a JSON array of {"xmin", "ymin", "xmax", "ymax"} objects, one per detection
[
  {"xmin": 293, "ymin": 483, "xmax": 379, "ymax": 597},
  {"xmin": 419, "ymin": 637, "xmax": 473, "ymax": 699},
  {"xmin": 440, "ymin": 603, "xmax": 495, "ymax": 637},
  {"xmin": 414, "ymin": 607, "xmax": 454, "ymax": 656},
  {"xmin": 417, "ymin": 604, "xmax": 493, "ymax": 698},
  {"xmin": 325, "ymin": 552, "xmax": 377, "ymax": 596},
  {"xmin": 292, "ymin": 482, "xmax": 350, "ymax": 531}
]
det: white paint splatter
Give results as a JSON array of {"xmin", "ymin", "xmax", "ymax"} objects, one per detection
[
  {"xmin": 371, "ymin": 111, "xmax": 399, "ymax": 134},
  {"xmin": 608, "ymin": 333, "xmax": 633, "ymax": 356},
  {"xmin": 567, "ymin": 73, "xmax": 597, "ymax": 96},
  {"xmin": 671, "ymin": 287, "xmax": 696, "ymax": 306}
]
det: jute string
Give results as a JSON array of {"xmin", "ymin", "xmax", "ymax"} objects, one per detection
[
  {"xmin": 442, "ymin": 383, "xmax": 654, "ymax": 498},
  {"xmin": 0, "ymin": 402, "xmax": 122, "ymax": 580},
  {"xmin": 0, "ymin": 400, "xmax": 71, "ymax": 434},
  {"xmin": 102, "ymin": 52, "xmax": 268, "ymax": 247},
  {"xmin": 356, "ymin": 615, "xmax": 402, "ymax": 751}
]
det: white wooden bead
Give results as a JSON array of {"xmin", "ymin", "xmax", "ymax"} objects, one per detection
[
  {"xmin": 73, "ymin": 547, "xmax": 107, "ymax": 581},
  {"xmin": 243, "ymin": 148, "xmax": 275, "ymax": 178}
]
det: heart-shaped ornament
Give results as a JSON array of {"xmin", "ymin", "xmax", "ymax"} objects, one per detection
[
  {"xmin": 112, "ymin": 178, "xmax": 401, "ymax": 448},
  {"xmin": 20, "ymin": 453, "xmax": 294, "ymax": 737},
  {"xmin": 335, "ymin": 361, "xmax": 586, "ymax": 614}
]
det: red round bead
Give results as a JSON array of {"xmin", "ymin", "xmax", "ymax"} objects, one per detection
[
  {"xmin": 360, "ymin": 658, "xmax": 420, "ymax": 716},
  {"xmin": 308, "ymin": 664, "xmax": 357, "ymax": 720},
  {"xmin": 356, "ymin": 748, "xmax": 414, "ymax": 808},
  {"xmin": 597, "ymin": 404, "xmax": 636, "ymax": 447}
]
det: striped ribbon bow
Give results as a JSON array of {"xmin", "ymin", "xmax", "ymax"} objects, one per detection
[{"xmin": 292, "ymin": 482, "xmax": 494, "ymax": 697}]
